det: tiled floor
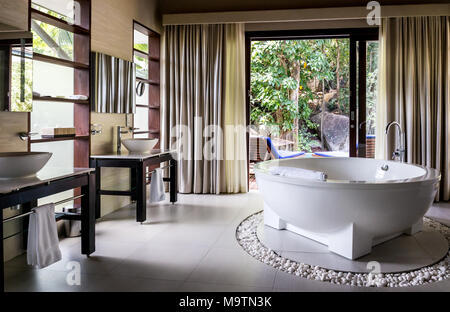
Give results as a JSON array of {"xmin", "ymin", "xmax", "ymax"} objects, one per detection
[{"xmin": 4, "ymin": 192, "xmax": 450, "ymax": 292}]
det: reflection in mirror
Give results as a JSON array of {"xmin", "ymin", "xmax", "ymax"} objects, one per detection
[
  {"xmin": 0, "ymin": 32, "xmax": 33, "ymax": 112},
  {"xmin": 91, "ymin": 52, "xmax": 136, "ymax": 114}
]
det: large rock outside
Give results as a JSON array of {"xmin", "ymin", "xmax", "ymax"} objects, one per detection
[{"xmin": 311, "ymin": 112, "xmax": 349, "ymax": 152}]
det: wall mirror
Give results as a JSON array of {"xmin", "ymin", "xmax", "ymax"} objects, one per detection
[
  {"xmin": 91, "ymin": 52, "xmax": 136, "ymax": 114},
  {"xmin": 0, "ymin": 32, "xmax": 33, "ymax": 112}
]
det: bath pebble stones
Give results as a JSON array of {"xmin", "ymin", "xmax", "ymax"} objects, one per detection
[{"xmin": 236, "ymin": 212, "xmax": 450, "ymax": 288}]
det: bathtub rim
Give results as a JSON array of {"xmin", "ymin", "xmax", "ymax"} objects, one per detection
[{"xmin": 254, "ymin": 157, "xmax": 441, "ymax": 188}]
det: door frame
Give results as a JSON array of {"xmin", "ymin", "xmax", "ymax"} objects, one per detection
[{"xmin": 245, "ymin": 27, "xmax": 379, "ymax": 180}]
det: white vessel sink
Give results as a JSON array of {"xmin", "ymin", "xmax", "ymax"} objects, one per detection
[
  {"xmin": 122, "ymin": 139, "xmax": 158, "ymax": 153},
  {"xmin": 0, "ymin": 152, "xmax": 52, "ymax": 179}
]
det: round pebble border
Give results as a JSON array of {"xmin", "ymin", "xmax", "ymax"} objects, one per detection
[{"xmin": 236, "ymin": 211, "xmax": 450, "ymax": 288}]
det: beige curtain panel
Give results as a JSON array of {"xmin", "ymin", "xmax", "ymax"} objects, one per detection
[
  {"xmin": 376, "ymin": 16, "xmax": 450, "ymax": 201},
  {"xmin": 161, "ymin": 24, "xmax": 248, "ymax": 194},
  {"xmin": 223, "ymin": 24, "xmax": 248, "ymax": 194},
  {"xmin": 92, "ymin": 52, "xmax": 136, "ymax": 114}
]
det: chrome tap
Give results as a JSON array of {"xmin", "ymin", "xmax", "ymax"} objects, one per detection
[
  {"xmin": 18, "ymin": 132, "xmax": 38, "ymax": 141},
  {"xmin": 91, "ymin": 124, "xmax": 103, "ymax": 136},
  {"xmin": 385, "ymin": 121, "xmax": 406, "ymax": 162},
  {"xmin": 116, "ymin": 126, "xmax": 139, "ymax": 154},
  {"xmin": 116, "ymin": 126, "xmax": 130, "ymax": 154}
]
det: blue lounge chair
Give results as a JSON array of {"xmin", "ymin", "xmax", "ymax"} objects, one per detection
[
  {"xmin": 313, "ymin": 151, "xmax": 348, "ymax": 158},
  {"xmin": 265, "ymin": 137, "xmax": 305, "ymax": 159}
]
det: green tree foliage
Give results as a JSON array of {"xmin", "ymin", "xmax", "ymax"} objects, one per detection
[
  {"xmin": 366, "ymin": 41, "xmax": 379, "ymax": 135},
  {"xmin": 323, "ymin": 39, "xmax": 350, "ymax": 114},
  {"xmin": 250, "ymin": 39, "xmax": 351, "ymax": 151},
  {"xmin": 10, "ymin": 51, "xmax": 33, "ymax": 112},
  {"xmin": 32, "ymin": 20, "xmax": 74, "ymax": 60},
  {"xmin": 134, "ymin": 55, "xmax": 148, "ymax": 79},
  {"xmin": 252, "ymin": 40, "xmax": 325, "ymax": 134},
  {"xmin": 134, "ymin": 43, "xmax": 149, "ymax": 53}
]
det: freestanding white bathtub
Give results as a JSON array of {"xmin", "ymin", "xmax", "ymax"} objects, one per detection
[{"xmin": 255, "ymin": 158, "xmax": 441, "ymax": 260}]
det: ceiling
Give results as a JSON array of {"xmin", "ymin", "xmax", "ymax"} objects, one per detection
[{"xmin": 159, "ymin": 0, "xmax": 449, "ymax": 14}]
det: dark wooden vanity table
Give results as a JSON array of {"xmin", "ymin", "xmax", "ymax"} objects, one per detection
[
  {"xmin": 90, "ymin": 150, "xmax": 178, "ymax": 223},
  {"xmin": 0, "ymin": 168, "xmax": 96, "ymax": 293}
]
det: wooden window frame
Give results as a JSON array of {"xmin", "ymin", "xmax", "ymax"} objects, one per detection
[
  {"xmin": 132, "ymin": 21, "xmax": 160, "ymax": 145},
  {"xmin": 28, "ymin": 0, "xmax": 91, "ymax": 164}
]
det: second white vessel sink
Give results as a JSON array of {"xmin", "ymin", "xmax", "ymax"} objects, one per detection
[
  {"xmin": 122, "ymin": 139, "xmax": 158, "ymax": 153},
  {"xmin": 0, "ymin": 152, "xmax": 52, "ymax": 179}
]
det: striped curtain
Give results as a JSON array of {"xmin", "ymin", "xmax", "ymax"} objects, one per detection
[
  {"xmin": 161, "ymin": 24, "xmax": 225, "ymax": 194},
  {"xmin": 91, "ymin": 52, "xmax": 136, "ymax": 114},
  {"xmin": 161, "ymin": 24, "xmax": 248, "ymax": 194}
]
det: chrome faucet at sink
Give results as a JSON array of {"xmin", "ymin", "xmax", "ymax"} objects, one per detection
[
  {"xmin": 116, "ymin": 126, "xmax": 139, "ymax": 154},
  {"xmin": 385, "ymin": 121, "xmax": 406, "ymax": 162}
]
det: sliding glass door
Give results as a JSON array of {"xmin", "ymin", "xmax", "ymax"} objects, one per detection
[
  {"xmin": 246, "ymin": 29, "xmax": 379, "ymax": 188},
  {"xmin": 350, "ymin": 38, "xmax": 379, "ymax": 158}
]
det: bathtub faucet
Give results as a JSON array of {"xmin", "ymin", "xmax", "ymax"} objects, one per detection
[{"xmin": 385, "ymin": 121, "xmax": 406, "ymax": 162}]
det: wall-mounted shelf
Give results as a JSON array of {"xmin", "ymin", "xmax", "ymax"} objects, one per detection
[
  {"xmin": 134, "ymin": 49, "xmax": 160, "ymax": 62},
  {"xmin": 33, "ymin": 53, "xmax": 90, "ymax": 70},
  {"xmin": 133, "ymin": 49, "xmax": 148, "ymax": 58},
  {"xmin": 136, "ymin": 77, "xmax": 159, "ymax": 86},
  {"xmin": 133, "ymin": 21, "xmax": 160, "ymax": 143},
  {"xmin": 31, "ymin": 9, "xmax": 89, "ymax": 35},
  {"xmin": 33, "ymin": 96, "xmax": 90, "ymax": 105},
  {"xmin": 30, "ymin": 135, "xmax": 90, "ymax": 144},
  {"xmin": 133, "ymin": 129, "xmax": 160, "ymax": 135},
  {"xmin": 28, "ymin": 0, "xmax": 91, "ymax": 196},
  {"xmin": 136, "ymin": 104, "xmax": 160, "ymax": 109}
]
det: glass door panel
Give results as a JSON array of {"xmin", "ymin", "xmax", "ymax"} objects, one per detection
[
  {"xmin": 250, "ymin": 39, "xmax": 351, "ymax": 157},
  {"xmin": 365, "ymin": 41, "xmax": 379, "ymax": 158},
  {"xmin": 355, "ymin": 40, "xmax": 379, "ymax": 158}
]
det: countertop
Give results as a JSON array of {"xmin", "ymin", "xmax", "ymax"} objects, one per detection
[
  {"xmin": 90, "ymin": 149, "xmax": 176, "ymax": 160},
  {"xmin": 0, "ymin": 167, "xmax": 94, "ymax": 195}
]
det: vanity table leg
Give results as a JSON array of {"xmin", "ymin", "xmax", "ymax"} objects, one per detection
[
  {"xmin": 170, "ymin": 158, "xmax": 178, "ymax": 204},
  {"xmin": 130, "ymin": 168, "xmax": 137, "ymax": 202},
  {"xmin": 81, "ymin": 173, "xmax": 96, "ymax": 256},
  {"xmin": 136, "ymin": 162, "xmax": 147, "ymax": 223},
  {"xmin": 90, "ymin": 159, "xmax": 101, "ymax": 220},
  {"xmin": 1, "ymin": 208, "xmax": 4, "ymax": 293}
]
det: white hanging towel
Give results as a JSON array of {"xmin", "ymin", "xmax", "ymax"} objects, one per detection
[
  {"xmin": 150, "ymin": 168, "xmax": 166, "ymax": 203},
  {"xmin": 27, "ymin": 203, "xmax": 62, "ymax": 269},
  {"xmin": 269, "ymin": 166, "xmax": 327, "ymax": 181}
]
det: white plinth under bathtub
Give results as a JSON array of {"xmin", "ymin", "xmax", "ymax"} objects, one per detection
[
  {"xmin": 264, "ymin": 204, "xmax": 424, "ymax": 260},
  {"xmin": 257, "ymin": 217, "xmax": 448, "ymax": 274}
]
